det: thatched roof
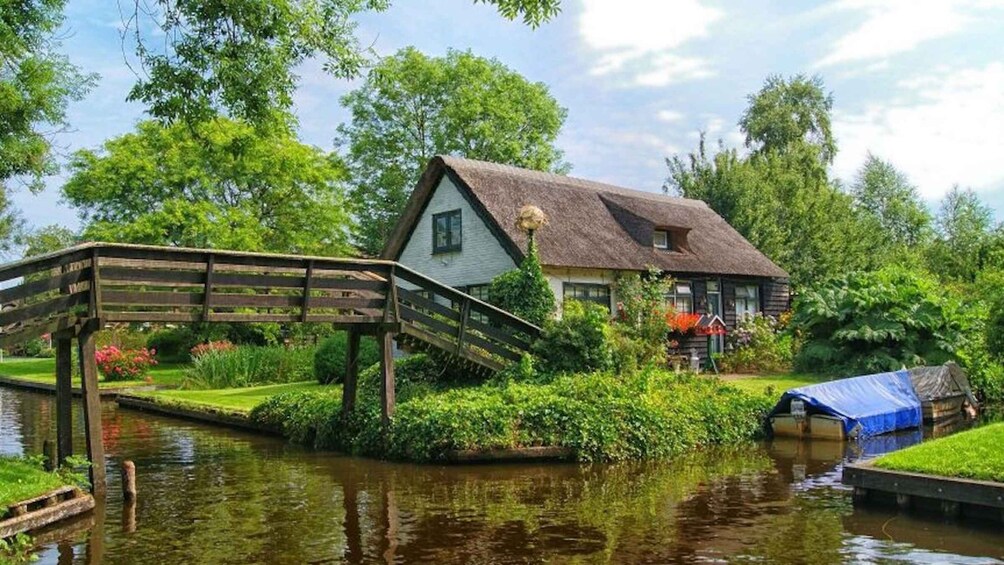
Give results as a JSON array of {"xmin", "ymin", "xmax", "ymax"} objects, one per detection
[{"xmin": 383, "ymin": 156, "xmax": 789, "ymax": 279}]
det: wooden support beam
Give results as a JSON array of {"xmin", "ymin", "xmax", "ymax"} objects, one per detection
[
  {"xmin": 379, "ymin": 330, "xmax": 395, "ymax": 427},
  {"xmin": 89, "ymin": 248, "xmax": 103, "ymax": 319},
  {"xmin": 342, "ymin": 329, "xmax": 360, "ymax": 415},
  {"xmin": 77, "ymin": 328, "xmax": 106, "ymax": 497},
  {"xmin": 456, "ymin": 297, "xmax": 471, "ymax": 355},
  {"xmin": 55, "ymin": 337, "xmax": 73, "ymax": 466},
  {"xmin": 202, "ymin": 253, "xmax": 215, "ymax": 322},
  {"xmin": 301, "ymin": 259, "xmax": 314, "ymax": 323}
]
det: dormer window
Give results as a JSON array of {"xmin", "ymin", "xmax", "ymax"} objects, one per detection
[{"xmin": 653, "ymin": 229, "xmax": 671, "ymax": 250}]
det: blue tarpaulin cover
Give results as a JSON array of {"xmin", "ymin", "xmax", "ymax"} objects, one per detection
[{"xmin": 768, "ymin": 370, "xmax": 922, "ymax": 438}]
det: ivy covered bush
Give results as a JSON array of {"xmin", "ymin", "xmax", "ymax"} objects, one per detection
[
  {"xmin": 489, "ymin": 239, "xmax": 555, "ymax": 326},
  {"xmin": 532, "ymin": 300, "xmax": 613, "ymax": 374},
  {"xmin": 792, "ymin": 267, "xmax": 962, "ymax": 375}
]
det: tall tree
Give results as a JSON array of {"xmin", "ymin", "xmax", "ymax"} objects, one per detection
[
  {"xmin": 669, "ymin": 76, "xmax": 878, "ymax": 287},
  {"xmin": 850, "ymin": 153, "xmax": 932, "ymax": 247},
  {"xmin": 927, "ymin": 186, "xmax": 997, "ymax": 282},
  {"xmin": 18, "ymin": 224, "xmax": 77, "ymax": 258},
  {"xmin": 122, "ymin": 0, "xmax": 561, "ymax": 129},
  {"xmin": 1, "ymin": 0, "xmax": 95, "ymax": 249},
  {"xmin": 62, "ymin": 119, "xmax": 353, "ymax": 255},
  {"xmin": 338, "ymin": 47, "xmax": 569, "ymax": 255},
  {"xmin": 739, "ymin": 74, "xmax": 836, "ymax": 166}
]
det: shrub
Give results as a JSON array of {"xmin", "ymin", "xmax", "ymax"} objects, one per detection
[
  {"xmin": 147, "ymin": 327, "xmax": 200, "ymax": 363},
  {"xmin": 313, "ymin": 333, "xmax": 380, "ymax": 385},
  {"xmin": 190, "ymin": 340, "xmax": 236, "ymax": 358},
  {"xmin": 251, "ymin": 367, "xmax": 774, "ymax": 463},
  {"xmin": 95, "ymin": 328, "xmax": 149, "ymax": 351},
  {"xmin": 533, "ymin": 300, "xmax": 613, "ymax": 374},
  {"xmin": 792, "ymin": 267, "xmax": 963, "ymax": 375},
  {"xmin": 719, "ymin": 313, "xmax": 793, "ymax": 373},
  {"xmin": 488, "ymin": 238, "xmax": 555, "ymax": 326},
  {"xmin": 986, "ymin": 295, "xmax": 1004, "ymax": 364},
  {"xmin": 19, "ymin": 338, "xmax": 46, "ymax": 358},
  {"xmin": 182, "ymin": 345, "xmax": 315, "ymax": 389},
  {"xmin": 95, "ymin": 346, "xmax": 157, "ymax": 382},
  {"xmin": 612, "ymin": 268, "xmax": 671, "ymax": 348}
]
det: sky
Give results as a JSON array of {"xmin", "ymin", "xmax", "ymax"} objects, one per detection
[{"xmin": 17, "ymin": 0, "xmax": 1004, "ymax": 233}]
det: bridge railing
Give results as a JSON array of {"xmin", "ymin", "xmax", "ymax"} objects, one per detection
[{"xmin": 0, "ymin": 243, "xmax": 541, "ymax": 372}]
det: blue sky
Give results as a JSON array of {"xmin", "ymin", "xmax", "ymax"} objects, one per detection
[{"xmin": 18, "ymin": 0, "xmax": 1004, "ymax": 233}]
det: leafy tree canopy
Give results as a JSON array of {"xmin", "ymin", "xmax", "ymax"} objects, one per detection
[
  {"xmin": 62, "ymin": 119, "xmax": 353, "ymax": 255},
  {"xmin": 122, "ymin": 0, "xmax": 562, "ymax": 129},
  {"xmin": 338, "ymin": 47, "xmax": 568, "ymax": 255},
  {"xmin": 926, "ymin": 185, "xmax": 1000, "ymax": 282},
  {"xmin": 850, "ymin": 153, "xmax": 932, "ymax": 247},
  {"xmin": 739, "ymin": 74, "xmax": 836, "ymax": 166},
  {"xmin": 18, "ymin": 224, "xmax": 77, "ymax": 258}
]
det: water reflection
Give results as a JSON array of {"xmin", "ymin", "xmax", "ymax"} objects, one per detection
[{"xmin": 0, "ymin": 387, "xmax": 1001, "ymax": 564}]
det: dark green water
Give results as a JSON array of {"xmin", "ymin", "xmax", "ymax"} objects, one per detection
[{"xmin": 1, "ymin": 386, "xmax": 1001, "ymax": 564}]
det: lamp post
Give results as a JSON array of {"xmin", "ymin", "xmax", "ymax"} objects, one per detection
[{"xmin": 515, "ymin": 204, "xmax": 547, "ymax": 252}]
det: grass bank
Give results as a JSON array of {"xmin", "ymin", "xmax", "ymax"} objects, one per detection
[
  {"xmin": 873, "ymin": 422, "xmax": 1004, "ymax": 483},
  {"xmin": 722, "ymin": 373, "xmax": 828, "ymax": 396},
  {"xmin": 126, "ymin": 382, "xmax": 324, "ymax": 415},
  {"xmin": 0, "ymin": 457, "xmax": 69, "ymax": 510},
  {"xmin": 0, "ymin": 357, "xmax": 187, "ymax": 389},
  {"xmin": 249, "ymin": 357, "xmax": 775, "ymax": 462}
]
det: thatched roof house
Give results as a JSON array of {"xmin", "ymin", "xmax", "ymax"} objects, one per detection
[{"xmin": 383, "ymin": 156, "xmax": 790, "ymax": 361}]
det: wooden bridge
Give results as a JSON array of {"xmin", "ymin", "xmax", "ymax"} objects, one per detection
[{"xmin": 0, "ymin": 242, "xmax": 540, "ymax": 495}]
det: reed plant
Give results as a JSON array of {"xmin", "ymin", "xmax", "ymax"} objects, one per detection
[{"xmin": 183, "ymin": 345, "xmax": 315, "ymax": 390}]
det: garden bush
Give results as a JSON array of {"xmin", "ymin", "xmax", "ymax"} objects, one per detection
[
  {"xmin": 182, "ymin": 345, "xmax": 315, "ymax": 389},
  {"xmin": 718, "ymin": 313, "xmax": 793, "ymax": 373},
  {"xmin": 147, "ymin": 326, "xmax": 201, "ymax": 363},
  {"xmin": 313, "ymin": 333, "xmax": 380, "ymax": 385},
  {"xmin": 488, "ymin": 238, "xmax": 555, "ymax": 326},
  {"xmin": 251, "ymin": 364, "xmax": 773, "ymax": 463},
  {"xmin": 792, "ymin": 267, "xmax": 963, "ymax": 375},
  {"xmin": 95, "ymin": 346, "xmax": 157, "ymax": 382},
  {"xmin": 532, "ymin": 300, "xmax": 613, "ymax": 374}
]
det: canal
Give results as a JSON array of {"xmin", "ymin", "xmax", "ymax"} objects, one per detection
[{"xmin": 1, "ymin": 386, "xmax": 1002, "ymax": 564}]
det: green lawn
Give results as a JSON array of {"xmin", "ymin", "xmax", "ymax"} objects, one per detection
[
  {"xmin": 130, "ymin": 381, "xmax": 326, "ymax": 414},
  {"xmin": 0, "ymin": 457, "xmax": 68, "ymax": 509},
  {"xmin": 0, "ymin": 357, "xmax": 188, "ymax": 389},
  {"xmin": 873, "ymin": 422, "xmax": 1004, "ymax": 483},
  {"xmin": 722, "ymin": 373, "xmax": 828, "ymax": 396}
]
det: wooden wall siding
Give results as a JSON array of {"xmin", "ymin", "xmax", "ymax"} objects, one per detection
[{"xmin": 0, "ymin": 243, "xmax": 541, "ymax": 375}]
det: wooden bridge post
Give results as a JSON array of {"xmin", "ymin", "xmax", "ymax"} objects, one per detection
[
  {"xmin": 77, "ymin": 327, "xmax": 106, "ymax": 496},
  {"xmin": 379, "ymin": 330, "xmax": 395, "ymax": 427},
  {"xmin": 55, "ymin": 336, "xmax": 73, "ymax": 466},
  {"xmin": 341, "ymin": 329, "xmax": 360, "ymax": 415}
]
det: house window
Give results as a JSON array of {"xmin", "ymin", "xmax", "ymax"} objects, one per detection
[
  {"xmin": 462, "ymin": 284, "xmax": 491, "ymax": 324},
  {"xmin": 735, "ymin": 284, "xmax": 760, "ymax": 319},
  {"xmin": 653, "ymin": 229, "xmax": 671, "ymax": 250},
  {"xmin": 432, "ymin": 209, "xmax": 462, "ymax": 254},
  {"xmin": 563, "ymin": 283, "xmax": 611, "ymax": 311},
  {"xmin": 665, "ymin": 280, "xmax": 693, "ymax": 313}
]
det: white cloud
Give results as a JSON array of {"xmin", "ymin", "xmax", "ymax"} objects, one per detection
[
  {"xmin": 579, "ymin": 0, "xmax": 722, "ymax": 87},
  {"xmin": 832, "ymin": 63, "xmax": 1004, "ymax": 200},
  {"xmin": 656, "ymin": 110, "xmax": 684, "ymax": 123},
  {"xmin": 815, "ymin": 0, "xmax": 1001, "ymax": 68}
]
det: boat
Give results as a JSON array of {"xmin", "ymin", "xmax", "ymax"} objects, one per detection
[{"xmin": 767, "ymin": 363, "xmax": 978, "ymax": 441}]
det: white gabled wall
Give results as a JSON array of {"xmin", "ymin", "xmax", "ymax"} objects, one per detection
[{"xmin": 397, "ymin": 174, "xmax": 517, "ymax": 289}]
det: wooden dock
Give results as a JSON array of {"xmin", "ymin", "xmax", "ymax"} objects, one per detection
[
  {"xmin": 843, "ymin": 462, "xmax": 1004, "ymax": 524},
  {"xmin": 0, "ymin": 486, "xmax": 95, "ymax": 539}
]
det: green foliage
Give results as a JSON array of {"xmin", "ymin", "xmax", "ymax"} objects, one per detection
[
  {"xmin": 739, "ymin": 74, "xmax": 836, "ymax": 165},
  {"xmin": 120, "ymin": 0, "xmax": 560, "ymax": 129},
  {"xmin": 533, "ymin": 300, "xmax": 613, "ymax": 374},
  {"xmin": 1, "ymin": 0, "xmax": 96, "ymax": 191},
  {"xmin": 17, "ymin": 224, "xmax": 77, "ymax": 258},
  {"xmin": 611, "ymin": 268, "xmax": 671, "ymax": 367},
  {"xmin": 0, "ymin": 533, "xmax": 36, "ymax": 565},
  {"xmin": 986, "ymin": 295, "xmax": 1004, "ymax": 364},
  {"xmin": 488, "ymin": 239, "xmax": 555, "ymax": 326},
  {"xmin": 147, "ymin": 327, "xmax": 200, "ymax": 363},
  {"xmin": 719, "ymin": 313, "xmax": 793, "ymax": 374},
  {"xmin": 252, "ymin": 368, "xmax": 773, "ymax": 462},
  {"xmin": 313, "ymin": 333, "xmax": 379, "ymax": 385},
  {"xmin": 792, "ymin": 267, "xmax": 962, "ymax": 375},
  {"xmin": 850, "ymin": 153, "xmax": 932, "ymax": 248},
  {"xmin": 62, "ymin": 119, "xmax": 353, "ymax": 255},
  {"xmin": 337, "ymin": 47, "xmax": 568, "ymax": 254},
  {"xmin": 926, "ymin": 185, "xmax": 999, "ymax": 283},
  {"xmin": 182, "ymin": 346, "xmax": 315, "ymax": 389}
]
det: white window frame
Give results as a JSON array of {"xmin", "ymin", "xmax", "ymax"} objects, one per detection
[
  {"xmin": 735, "ymin": 284, "xmax": 760, "ymax": 319},
  {"xmin": 653, "ymin": 229, "xmax": 670, "ymax": 250},
  {"xmin": 665, "ymin": 280, "xmax": 693, "ymax": 313}
]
